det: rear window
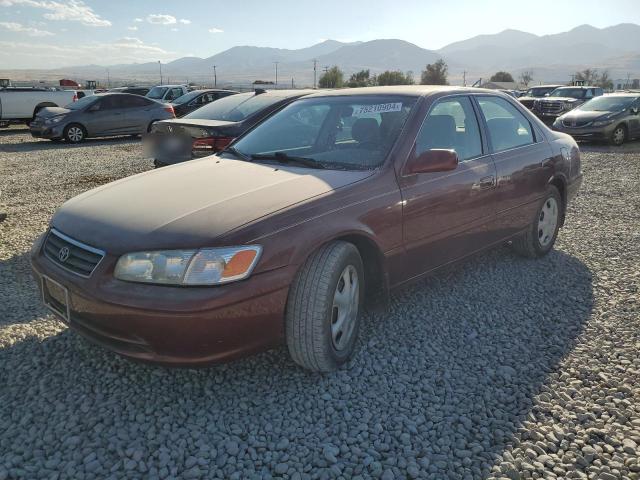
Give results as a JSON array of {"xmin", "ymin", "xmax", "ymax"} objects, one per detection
[{"xmin": 184, "ymin": 92, "xmax": 287, "ymax": 122}]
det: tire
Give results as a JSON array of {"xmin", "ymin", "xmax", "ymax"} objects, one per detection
[
  {"xmin": 64, "ymin": 123, "xmax": 86, "ymax": 143},
  {"xmin": 610, "ymin": 124, "xmax": 627, "ymax": 146},
  {"xmin": 286, "ymin": 241, "xmax": 364, "ymax": 372},
  {"xmin": 511, "ymin": 185, "xmax": 562, "ymax": 258}
]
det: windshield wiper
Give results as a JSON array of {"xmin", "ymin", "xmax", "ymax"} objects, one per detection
[
  {"xmin": 222, "ymin": 146, "xmax": 251, "ymax": 161},
  {"xmin": 251, "ymin": 152, "xmax": 325, "ymax": 169}
]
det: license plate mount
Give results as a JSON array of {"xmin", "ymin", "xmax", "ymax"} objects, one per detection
[{"xmin": 42, "ymin": 275, "xmax": 70, "ymax": 323}]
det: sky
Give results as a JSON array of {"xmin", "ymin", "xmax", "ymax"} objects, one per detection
[{"xmin": 0, "ymin": 0, "xmax": 639, "ymax": 69}]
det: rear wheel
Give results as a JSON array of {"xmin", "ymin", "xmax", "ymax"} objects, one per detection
[
  {"xmin": 64, "ymin": 124, "xmax": 85, "ymax": 143},
  {"xmin": 610, "ymin": 125, "xmax": 627, "ymax": 146},
  {"xmin": 286, "ymin": 241, "xmax": 364, "ymax": 372},
  {"xmin": 511, "ymin": 186, "xmax": 562, "ymax": 258}
]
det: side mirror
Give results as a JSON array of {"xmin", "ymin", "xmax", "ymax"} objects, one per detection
[
  {"xmin": 631, "ymin": 107, "xmax": 640, "ymax": 116},
  {"xmin": 406, "ymin": 149, "xmax": 459, "ymax": 175}
]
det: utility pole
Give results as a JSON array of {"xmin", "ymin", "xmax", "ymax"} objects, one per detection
[
  {"xmin": 463, "ymin": 70, "xmax": 466, "ymax": 87},
  {"xmin": 291, "ymin": 78, "xmax": 294, "ymax": 88},
  {"xmin": 158, "ymin": 60, "xmax": 163, "ymax": 85},
  {"xmin": 213, "ymin": 65, "xmax": 217, "ymax": 87},
  {"xmin": 106, "ymin": 68, "xmax": 110, "ymax": 88},
  {"xmin": 274, "ymin": 62, "xmax": 279, "ymax": 88},
  {"xmin": 313, "ymin": 59, "xmax": 317, "ymax": 89}
]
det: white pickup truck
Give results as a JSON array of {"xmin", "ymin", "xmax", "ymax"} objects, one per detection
[{"xmin": 0, "ymin": 87, "xmax": 78, "ymax": 126}]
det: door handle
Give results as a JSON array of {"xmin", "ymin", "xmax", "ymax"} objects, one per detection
[{"xmin": 478, "ymin": 176, "xmax": 496, "ymax": 189}]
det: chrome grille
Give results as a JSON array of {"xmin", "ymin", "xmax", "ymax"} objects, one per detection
[
  {"xmin": 43, "ymin": 229, "xmax": 105, "ymax": 277},
  {"xmin": 562, "ymin": 119, "xmax": 591, "ymax": 128},
  {"xmin": 538, "ymin": 101, "xmax": 564, "ymax": 114}
]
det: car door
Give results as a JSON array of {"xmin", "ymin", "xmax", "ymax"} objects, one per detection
[
  {"xmin": 473, "ymin": 95, "xmax": 553, "ymax": 239},
  {"xmin": 397, "ymin": 95, "xmax": 499, "ymax": 280},
  {"xmin": 85, "ymin": 96, "xmax": 126, "ymax": 135},
  {"xmin": 118, "ymin": 95, "xmax": 155, "ymax": 133}
]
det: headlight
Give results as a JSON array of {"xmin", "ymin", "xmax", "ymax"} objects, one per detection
[
  {"xmin": 45, "ymin": 115, "xmax": 65, "ymax": 124},
  {"xmin": 114, "ymin": 246, "xmax": 262, "ymax": 286},
  {"xmin": 592, "ymin": 118, "xmax": 615, "ymax": 127}
]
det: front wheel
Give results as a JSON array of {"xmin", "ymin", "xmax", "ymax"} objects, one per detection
[
  {"xmin": 64, "ymin": 124, "xmax": 85, "ymax": 143},
  {"xmin": 285, "ymin": 241, "xmax": 364, "ymax": 372},
  {"xmin": 610, "ymin": 125, "xmax": 627, "ymax": 146},
  {"xmin": 511, "ymin": 186, "xmax": 562, "ymax": 258}
]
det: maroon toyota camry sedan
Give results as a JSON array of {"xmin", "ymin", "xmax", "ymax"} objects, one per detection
[{"xmin": 31, "ymin": 86, "xmax": 582, "ymax": 372}]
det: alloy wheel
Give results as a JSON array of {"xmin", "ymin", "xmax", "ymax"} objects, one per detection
[
  {"xmin": 67, "ymin": 126, "xmax": 84, "ymax": 142},
  {"xmin": 612, "ymin": 127, "xmax": 625, "ymax": 146}
]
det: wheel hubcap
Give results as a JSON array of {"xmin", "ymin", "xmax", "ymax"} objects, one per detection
[
  {"xmin": 613, "ymin": 128, "xmax": 624, "ymax": 144},
  {"xmin": 538, "ymin": 197, "xmax": 559, "ymax": 247},
  {"xmin": 68, "ymin": 127, "xmax": 83, "ymax": 142},
  {"xmin": 331, "ymin": 265, "xmax": 359, "ymax": 351}
]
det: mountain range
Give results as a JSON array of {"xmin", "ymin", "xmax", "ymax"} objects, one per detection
[{"xmin": 3, "ymin": 23, "xmax": 640, "ymax": 86}]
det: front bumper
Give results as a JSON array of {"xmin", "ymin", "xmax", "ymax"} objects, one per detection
[
  {"xmin": 551, "ymin": 124, "xmax": 613, "ymax": 142},
  {"xmin": 30, "ymin": 122, "xmax": 65, "ymax": 139},
  {"xmin": 30, "ymin": 234, "xmax": 294, "ymax": 366}
]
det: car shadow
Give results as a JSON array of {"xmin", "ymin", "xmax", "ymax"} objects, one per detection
[
  {"xmin": 0, "ymin": 246, "xmax": 593, "ymax": 477},
  {"xmin": 0, "ymin": 126, "xmax": 30, "ymax": 136},
  {"xmin": 577, "ymin": 138, "xmax": 640, "ymax": 154},
  {"xmin": 0, "ymin": 135, "xmax": 140, "ymax": 153}
]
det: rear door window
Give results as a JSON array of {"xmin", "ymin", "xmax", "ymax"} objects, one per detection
[{"xmin": 477, "ymin": 96, "xmax": 534, "ymax": 152}]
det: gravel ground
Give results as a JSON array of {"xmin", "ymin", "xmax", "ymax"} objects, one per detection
[{"xmin": 1, "ymin": 127, "xmax": 639, "ymax": 480}]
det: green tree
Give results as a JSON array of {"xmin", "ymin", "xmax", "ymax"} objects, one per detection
[
  {"xmin": 490, "ymin": 71, "xmax": 514, "ymax": 82},
  {"xmin": 376, "ymin": 70, "xmax": 414, "ymax": 86},
  {"xmin": 421, "ymin": 59, "xmax": 448, "ymax": 85},
  {"xmin": 319, "ymin": 66, "xmax": 344, "ymax": 88},
  {"xmin": 346, "ymin": 69, "xmax": 371, "ymax": 88}
]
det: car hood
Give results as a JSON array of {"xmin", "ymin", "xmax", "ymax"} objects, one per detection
[
  {"xmin": 51, "ymin": 157, "xmax": 371, "ymax": 253},
  {"xmin": 560, "ymin": 110, "xmax": 615, "ymax": 122},
  {"xmin": 539, "ymin": 97, "xmax": 581, "ymax": 103},
  {"xmin": 37, "ymin": 106, "xmax": 71, "ymax": 118}
]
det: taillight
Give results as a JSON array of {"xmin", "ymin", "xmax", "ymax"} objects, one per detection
[
  {"xmin": 164, "ymin": 105, "xmax": 175, "ymax": 116},
  {"xmin": 192, "ymin": 136, "xmax": 235, "ymax": 156}
]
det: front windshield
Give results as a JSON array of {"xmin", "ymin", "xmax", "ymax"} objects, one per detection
[
  {"xmin": 172, "ymin": 91, "xmax": 201, "ymax": 104},
  {"xmin": 147, "ymin": 86, "xmax": 168, "ymax": 99},
  {"xmin": 549, "ymin": 88, "xmax": 585, "ymax": 99},
  {"xmin": 228, "ymin": 95, "xmax": 418, "ymax": 170},
  {"xmin": 184, "ymin": 92, "xmax": 284, "ymax": 121},
  {"xmin": 65, "ymin": 95, "xmax": 97, "ymax": 110},
  {"xmin": 526, "ymin": 87, "xmax": 555, "ymax": 98},
  {"xmin": 577, "ymin": 96, "xmax": 637, "ymax": 112}
]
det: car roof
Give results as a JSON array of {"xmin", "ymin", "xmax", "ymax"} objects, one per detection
[
  {"xmin": 231, "ymin": 89, "xmax": 316, "ymax": 98},
  {"xmin": 189, "ymin": 89, "xmax": 237, "ymax": 94},
  {"xmin": 304, "ymin": 85, "xmax": 512, "ymax": 99},
  {"xmin": 151, "ymin": 84, "xmax": 186, "ymax": 88}
]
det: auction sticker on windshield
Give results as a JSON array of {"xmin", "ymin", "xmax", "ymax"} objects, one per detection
[{"xmin": 352, "ymin": 103, "xmax": 403, "ymax": 115}]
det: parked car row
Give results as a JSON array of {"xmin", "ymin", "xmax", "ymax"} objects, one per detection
[
  {"xmin": 31, "ymin": 85, "xmax": 583, "ymax": 371},
  {"xmin": 146, "ymin": 89, "xmax": 312, "ymax": 167}
]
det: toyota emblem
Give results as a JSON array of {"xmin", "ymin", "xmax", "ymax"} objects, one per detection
[{"xmin": 58, "ymin": 246, "xmax": 70, "ymax": 263}]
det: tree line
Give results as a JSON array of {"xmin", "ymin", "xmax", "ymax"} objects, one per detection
[
  {"xmin": 318, "ymin": 59, "xmax": 449, "ymax": 88},
  {"xmin": 319, "ymin": 61, "xmax": 616, "ymax": 90}
]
